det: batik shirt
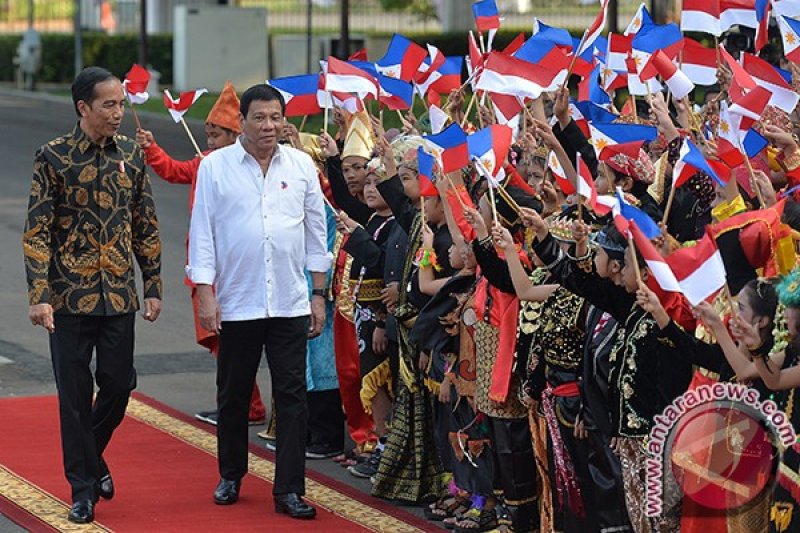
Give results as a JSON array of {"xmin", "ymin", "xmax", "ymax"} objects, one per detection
[{"xmin": 23, "ymin": 124, "xmax": 162, "ymax": 315}]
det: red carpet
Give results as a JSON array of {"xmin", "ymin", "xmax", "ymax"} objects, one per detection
[{"xmin": 0, "ymin": 393, "xmax": 430, "ymax": 532}]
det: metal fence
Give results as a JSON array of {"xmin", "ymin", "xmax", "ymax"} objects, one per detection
[{"xmin": 0, "ymin": 0, "xmax": 651, "ymax": 35}]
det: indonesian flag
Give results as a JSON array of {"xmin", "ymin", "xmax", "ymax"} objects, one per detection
[
  {"xmin": 642, "ymin": 50, "xmax": 695, "ymax": 99},
  {"xmin": 268, "ymin": 74, "xmax": 321, "ymax": 117},
  {"xmin": 681, "ymin": 0, "xmax": 722, "ymax": 36},
  {"xmin": 741, "ymin": 52, "xmax": 800, "ymax": 113},
  {"xmin": 680, "ymin": 38, "xmax": 719, "ymax": 86},
  {"xmin": 576, "ymin": 153, "xmax": 613, "ymax": 215},
  {"xmin": 729, "ymin": 85, "xmax": 772, "ymax": 129},
  {"xmin": 625, "ymin": 3, "xmax": 654, "ymax": 35},
  {"xmin": 468, "ymin": 124, "xmax": 513, "ymax": 185},
  {"xmin": 163, "ymin": 88, "xmax": 207, "ymax": 123},
  {"xmin": 548, "ymin": 150, "xmax": 576, "ymax": 195},
  {"xmin": 578, "ymin": 0, "xmax": 611, "ymax": 55},
  {"xmin": 466, "ymin": 31, "xmax": 486, "ymax": 90},
  {"xmin": 423, "ymin": 123, "xmax": 469, "ymax": 174},
  {"xmin": 778, "ymin": 15, "xmax": 800, "ymax": 64},
  {"xmin": 475, "ymin": 51, "xmax": 566, "ymax": 100},
  {"xmin": 376, "ymin": 34, "xmax": 428, "ymax": 82},
  {"xmin": 415, "ymin": 44, "xmax": 447, "ymax": 85},
  {"xmin": 606, "ymin": 33, "xmax": 634, "ymax": 72},
  {"xmin": 123, "ymin": 64, "xmax": 150, "ymax": 105},
  {"xmin": 417, "ymin": 147, "xmax": 438, "ymax": 197},
  {"xmin": 490, "ymin": 93, "xmax": 523, "ymax": 125},
  {"xmin": 323, "ymin": 57, "xmax": 379, "ymax": 99},
  {"xmin": 721, "ymin": 0, "xmax": 759, "ymax": 32},
  {"xmin": 673, "ymin": 138, "xmax": 723, "ymax": 187},
  {"xmin": 629, "ymin": 220, "xmax": 681, "ymax": 292},
  {"xmin": 665, "ymin": 233, "xmax": 727, "ymax": 306}
]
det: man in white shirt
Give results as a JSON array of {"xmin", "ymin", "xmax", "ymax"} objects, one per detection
[{"xmin": 187, "ymin": 84, "xmax": 332, "ymax": 519}]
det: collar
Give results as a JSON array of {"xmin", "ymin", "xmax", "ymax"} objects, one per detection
[
  {"xmin": 235, "ymin": 136, "xmax": 282, "ymax": 164},
  {"xmin": 72, "ymin": 123, "xmax": 119, "ymax": 154}
]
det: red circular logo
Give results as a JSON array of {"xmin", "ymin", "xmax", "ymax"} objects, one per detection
[{"xmin": 669, "ymin": 403, "xmax": 776, "ymax": 510}]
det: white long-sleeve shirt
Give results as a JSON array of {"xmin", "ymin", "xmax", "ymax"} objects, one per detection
[{"xmin": 187, "ymin": 139, "xmax": 332, "ymax": 321}]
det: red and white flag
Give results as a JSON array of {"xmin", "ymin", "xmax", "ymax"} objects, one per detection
[
  {"xmin": 629, "ymin": 220, "xmax": 681, "ymax": 293},
  {"xmin": 681, "ymin": 0, "xmax": 722, "ymax": 36},
  {"xmin": 323, "ymin": 57, "xmax": 379, "ymax": 99},
  {"xmin": 680, "ymin": 38, "xmax": 719, "ymax": 86},
  {"xmin": 576, "ymin": 153, "xmax": 613, "ymax": 215},
  {"xmin": 123, "ymin": 64, "xmax": 150, "ymax": 105},
  {"xmin": 606, "ymin": 33, "xmax": 634, "ymax": 72},
  {"xmin": 642, "ymin": 50, "xmax": 695, "ymax": 99},
  {"xmin": 720, "ymin": 0, "xmax": 758, "ymax": 32},
  {"xmin": 163, "ymin": 88, "xmax": 207, "ymax": 123},
  {"xmin": 741, "ymin": 52, "xmax": 800, "ymax": 113},
  {"xmin": 578, "ymin": 0, "xmax": 611, "ymax": 55},
  {"xmin": 475, "ymin": 51, "xmax": 565, "ymax": 99},
  {"xmin": 665, "ymin": 233, "xmax": 727, "ymax": 306},
  {"xmin": 729, "ymin": 85, "xmax": 772, "ymax": 129}
]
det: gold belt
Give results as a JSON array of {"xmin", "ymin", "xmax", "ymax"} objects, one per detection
[{"xmin": 349, "ymin": 278, "xmax": 384, "ymax": 302}]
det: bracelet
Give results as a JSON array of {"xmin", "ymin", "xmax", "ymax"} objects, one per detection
[
  {"xmin": 478, "ymin": 235, "xmax": 494, "ymax": 249},
  {"xmin": 783, "ymin": 149, "xmax": 800, "ymax": 172},
  {"xmin": 415, "ymin": 247, "xmax": 441, "ymax": 271}
]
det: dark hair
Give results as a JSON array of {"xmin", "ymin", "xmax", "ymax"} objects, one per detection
[
  {"xmin": 782, "ymin": 199, "xmax": 800, "ymax": 232},
  {"xmin": 240, "ymin": 84, "xmax": 285, "ymax": 117},
  {"xmin": 600, "ymin": 224, "xmax": 628, "ymax": 264},
  {"xmin": 71, "ymin": 66, "xmax": 117, "ymax": 117},
  {"xmin": 742, "ymin": 278, "xmax": 778, "ymax": 321}
]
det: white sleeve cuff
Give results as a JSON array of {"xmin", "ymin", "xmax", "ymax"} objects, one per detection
[
  {"xmin": 186, "ymin": 266, "xmax": 216, "ymax": 285},
  {"xmin": 305, "ymin": 252, "xmax": 334, "ymax": 273}
]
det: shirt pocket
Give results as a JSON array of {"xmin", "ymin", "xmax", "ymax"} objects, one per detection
[{"xmin": 277, "ymin": 178, "xmax": 306, "ymax": 219}]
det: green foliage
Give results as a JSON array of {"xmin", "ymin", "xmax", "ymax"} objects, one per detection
[
  {"xmin": 379, "ymin": 0, "xmax": 436, "ymax": 18},
  {"xmin": 0, "ymin": 32, "xmax": 173, "ymax": 84}
]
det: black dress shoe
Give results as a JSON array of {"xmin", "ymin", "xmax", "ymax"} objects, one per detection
[
  {"xmin": 68, "ymin": 500, "xmax": 94, "ymax": 524},
  {"xmin": 214, "ymin": 478, "xmax": 241, "ymax": 505},
  {"xmin": 274, "ymin": 493, "xmax": 316, "ymax": 519},
  {"xmin": 97, "ymin": 458, "xmax": 114, "ymax": 500}
]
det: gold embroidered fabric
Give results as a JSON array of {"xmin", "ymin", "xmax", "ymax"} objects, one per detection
[{"xmin": 23, "ymin": 124, "xmax": 161, "ymax": 314}]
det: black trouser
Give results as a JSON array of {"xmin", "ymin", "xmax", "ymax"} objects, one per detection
[
  {"xmin": 307, "ymin": 388, "xmax": 344, "ymax": 450},
  {"xmin": 50, "ymin": 313, "xmax": 136, "ymax": 503},
  {"xmin": 217, "ymin": 317, "xmax": 309, "ymax": 495}
]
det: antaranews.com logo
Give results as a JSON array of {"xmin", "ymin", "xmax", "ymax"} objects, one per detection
[{"xmin": 645, "ymin": 382, "xmax": 796, "ymax": 517}]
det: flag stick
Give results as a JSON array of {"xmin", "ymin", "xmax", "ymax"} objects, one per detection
[
  {"xmin": 461, "ymin": 92, "xmax": 478, "ymax": 127},
  {"xmin": 742, "ymin": 148, "xmax": 766, "ymax": 207},
  {"xmin": 299, "ymin": 114, "xmax": 308, "ymax": 133},
  {"xmin": 323, "ymin": 98, "xmax": 330, "ymax": 137},
  {"xmin": 129, "ymin": 104, "xmax": 143, "ymax": 130},
  {"xmin": 322, "ymin": 193, "xmax": 337, "ymax": 213},
  {"xmin": 631, "ymin": 94, "xmax": 638, "ymax": 123},
  {"xmin": 627, "ymin": 233, "xmax": 644, "ymax": 285},
  {"xmin": 561, "ymin": 30, "xmax": 588, "ymax": 90},
  {"xmin": 420, "ymin": 196, "xmax": 426, "ymax": 228},
  {"xmin": 396, "ymin": 109, "xmax": 406, "ymax": 125},
  {"xmin": 577, "ymin": 198, "xmax": 584, "ymax": 222},
  {"xmin": 478, "ymin": 32, "xmax": 487, "ymax": 55},
  {"xmin": 662, "ymin": 180, "xmax": 678, "ymax": 225},
  {"xmin": 713, "ymin": 36, "xmax": 721, "ymax": 70},
  {"xmin": 180, "ymin": 117, "xmax": 204, "ymax": 158},
  {"xmin": 723, "ymin": 283, "xmax": 738, "ymax": 320}
]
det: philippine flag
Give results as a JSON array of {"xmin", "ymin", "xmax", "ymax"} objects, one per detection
[
  {"xmin": 778, "ymin": 15, "xmax": 800, "ymax": 64},
  {"xmin": 717, "ymin": 101, "xmax": 769, "ymax": 167},
  {"xmin": 729, "ymin": 85, "xmax": 772, "ymax": 129},
  {"xmin": 513, "ymin": 38, "xmax": 571, "ymax": 81},
  {"xmin": 588, "ymin": 122, "xmax": 658, "ymax": 157},
  {"xmin": 417, "ymin": 147, "xmax": 438, "ymax": 197},
  {"xmin": 376, "ymin": 34, "xmax": 428, "ymax": 82},
  {"xmin": 532, "ymin": 19, "xmax": 575, "ymax": 49},
  {"xmin": 468, "ymin": 124, "xmax": 513, "ymax": 184},
  {"xmin": 268, "ymin": 74, "xmax": 321, "ymax": 117},
  {"xmin": 163, "ymin": 88, "xmax": 207, "ymax": 123},
  {"xmin": 673, "ymin": 138, "xmax": 724, "ymax": 187},
  {"xmin": 123, "ymin": 64, "xmax": 150, "ymax": 105},
  {"xmin": 578, "ymin": 0, "xmax": 611, "ymax": 56},
  {"xmin": 614, "ymin": 187, "xmax": 662, "ymax": 238},
  {"xmin": 665, "ymin": 233, "xmax": 727, "ymax": 306},
  {"xmin": 606, "ymin": 33, "xmax": 634, "ymax": 72},
  {"xmin": 624, "ymin": 3, "xmax": 654, "ymax": 35},
  {"xmin": 377, "ymin": 74, "xmax": 414, "ymax": 110},
  {"xmin": 472, "ymin": 0, "xmax": 501, "ymax": 33},
  {"xmin": 548, "ymin": 150, "xmax": 576, "ymax": 195},
  {"xmin": 424, "ymin": 123, "xmax": 469, "ymax": 174},
  {"xmin": 415, "ymin": 44, "xmax": 447, "ymax": 85},
  {"xmin": 417, "ymin": 56, "xmax": 464, "ymax": 98}
]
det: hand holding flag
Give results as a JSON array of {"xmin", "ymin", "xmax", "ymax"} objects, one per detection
[{"xmin": 163, "ymin": 88, "xmax": 207, "ymax": 156}]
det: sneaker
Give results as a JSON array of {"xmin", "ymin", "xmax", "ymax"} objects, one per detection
[
  {"xmin": 348, "ymin": 448, "xmax": 382, "ymax": 478},
  {"xmin": 195, "ymin": 410, "xmax": 218, "ymax": 426},
  {"xmin": 306, "ymin": 444, "xmax": 343, "ymax": 460}
]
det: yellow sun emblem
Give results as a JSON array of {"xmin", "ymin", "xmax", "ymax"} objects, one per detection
[{"xmin": 788, "ymin": 32, "xmax": 797, "ymax": 45}]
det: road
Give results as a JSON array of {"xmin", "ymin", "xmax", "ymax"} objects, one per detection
[{"xmin": 0, "ymin": 88, "xmax": 417, "ymax": 531}]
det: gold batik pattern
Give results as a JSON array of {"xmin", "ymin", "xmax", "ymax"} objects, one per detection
[
  {"xmin": 23, "ymin": 124, "xmax": 161, "ymax": 315},
  {"xmin": 474, "ymin": 321, "xmax": 527, "ymax": 419}
]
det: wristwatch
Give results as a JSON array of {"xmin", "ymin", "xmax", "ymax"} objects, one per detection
[{"xmin": 311, "ymin": 288, "xmax": 326, "ymax": 298}]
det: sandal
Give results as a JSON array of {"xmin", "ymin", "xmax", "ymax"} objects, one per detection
[
  {"xmin": 332, "ymin": 448, "xmax": 357, "ymax": 464},
  {"xmin": 453, "ymin": 507, "xmax": 498, "ymax": 533},
  {"xmin": 424, "ymin": 495, "xmax": 471, "ymax": 521}
]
